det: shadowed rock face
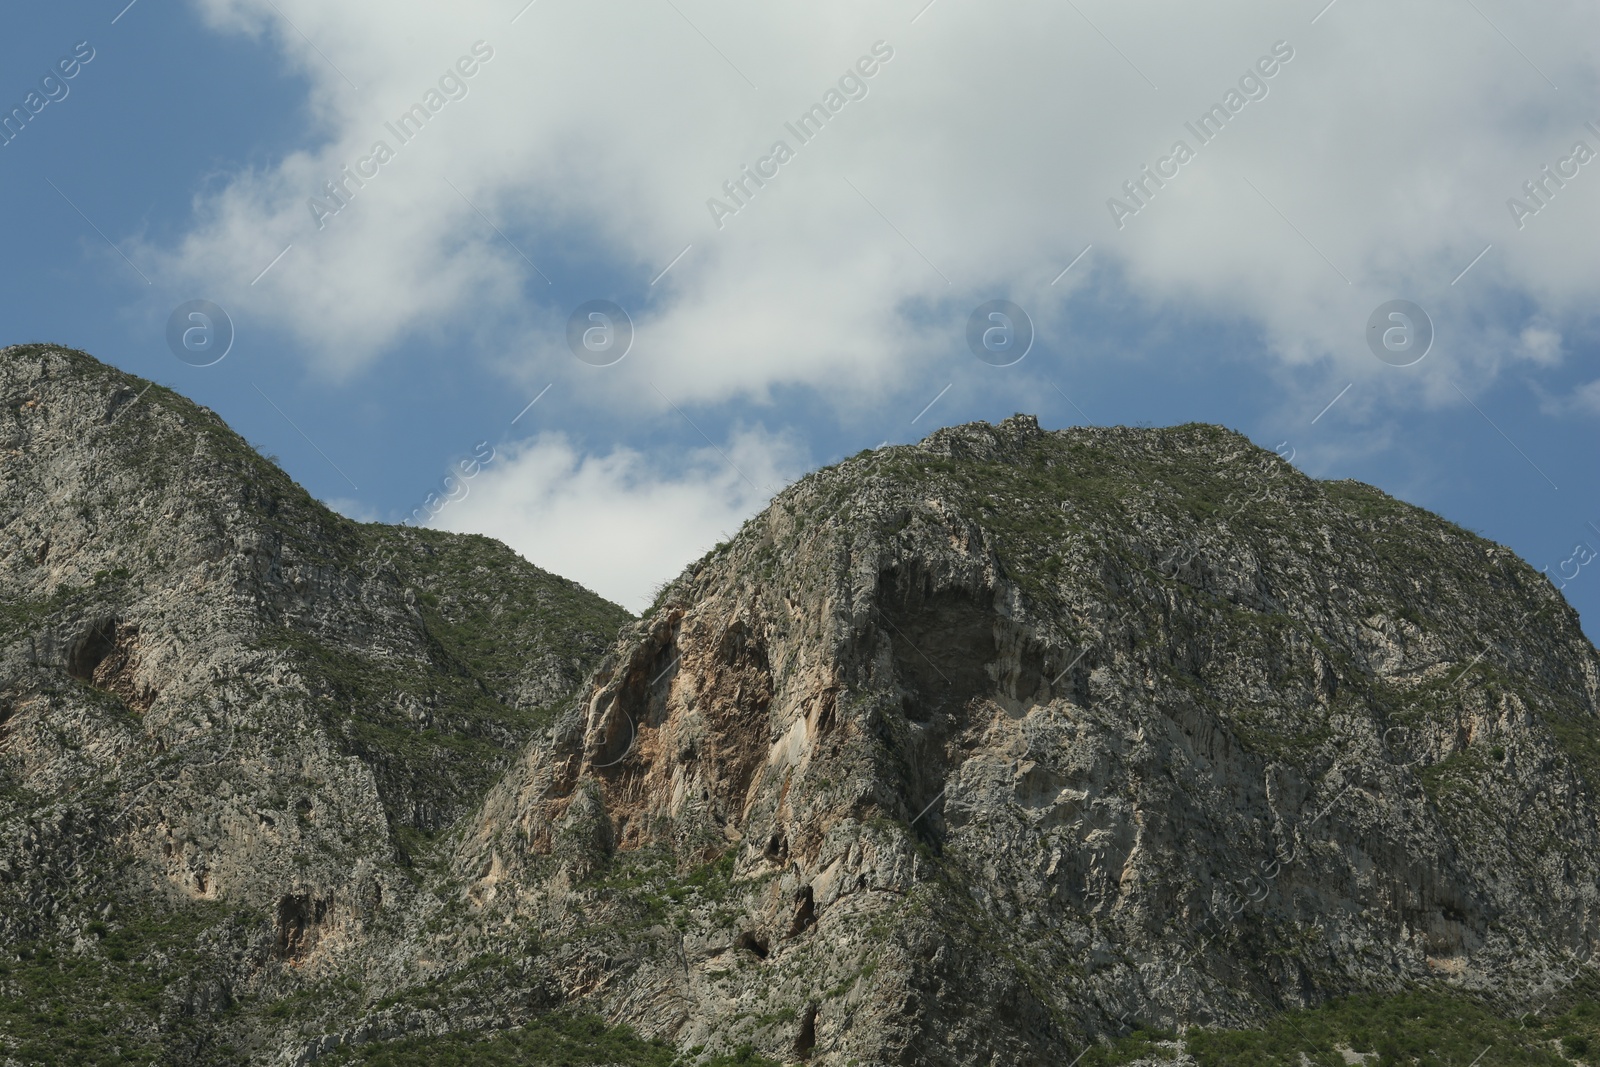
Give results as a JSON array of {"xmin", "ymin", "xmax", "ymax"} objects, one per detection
[
  {"xmin": 458, "ymin": 415, "xmax": 1600, "ymax": 1065},
  {"xmin": 4, "ymin": 344, "xmax": 1600, "ymax": 1066}
]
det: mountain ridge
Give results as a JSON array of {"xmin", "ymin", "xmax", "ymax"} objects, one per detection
[{"xmin": 4, "ymin": 343, "xmax": 1600, "ymax": 1066}]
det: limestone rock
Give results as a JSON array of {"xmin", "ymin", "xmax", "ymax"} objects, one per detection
[{"xmin": 4, "ymin": 347, "xmax": 1599, "ymax": 1066}]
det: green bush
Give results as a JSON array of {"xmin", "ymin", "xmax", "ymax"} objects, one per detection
[
  {"xmin": 1184, "ymin": 987, "xmax": 1595, "ymax": 1067},
  {"xmin": 319, "ymin": 1012, "xmax": 780, "ymax": 1067}
]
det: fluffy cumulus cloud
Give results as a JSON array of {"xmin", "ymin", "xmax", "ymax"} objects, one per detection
[
  {"xmin": 143, "ymin": 0, "xmax": 1599, "ymax": 414},
  {"xmin": 1517, "ymin": 323, "xmax": 1564, "ymax": 366},
  {"xmin": 425, "ymin": 427, "xmax": 804, "ymax": 612}
]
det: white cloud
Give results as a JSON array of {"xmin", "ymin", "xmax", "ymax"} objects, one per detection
[
  {"xmin": 140, "ymin": 0, "xmax": 1600, "ymax": 414},
  {"xmin": 324, "ymin": 496, "xmax": 382, "ymax": 524},
  {"xmin": 426, "ymin": 427, "xmax": 805, "ymax": 612},
  {"xmin": 1517, "ymin": 322, "xmax": 1564, "ymax": 365},
  {"xmin": 1540, "ymin": 377, "xmax": 1600, "ymax": 417}
]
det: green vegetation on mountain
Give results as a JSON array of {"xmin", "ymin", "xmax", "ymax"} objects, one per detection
[{"xmin": 5, "ymin": 350, "xmax": 1600, "ymax": 1067}]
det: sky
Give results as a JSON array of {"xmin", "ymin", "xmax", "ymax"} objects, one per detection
[{"xmin": 2, "ymin": 0, "xmax": 1596, "ymax": 637}]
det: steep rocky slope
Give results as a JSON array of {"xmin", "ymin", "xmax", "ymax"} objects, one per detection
[
  {"xmin": 0, "ymin": 344, "xmax": 631, "ymax": 1064},
  {"xmin": 449, "ymin": 415, "xmax": 1600, "ymax": 1066},
  {"xmin": 4, "ymin": 343, "xmax": 1600, "ymax": 1067}
]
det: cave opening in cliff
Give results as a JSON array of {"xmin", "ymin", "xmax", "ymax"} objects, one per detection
[
  {"xmin": 275, "ymin": 894, "xmax": 328, "ymax": 962},
  {"xmin": 65, "ymin": 616, "xmax": 118, "ymax": 681}
]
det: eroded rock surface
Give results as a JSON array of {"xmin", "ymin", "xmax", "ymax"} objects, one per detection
[
  {"xmin": 456, "ymin": 414, "xmax": 1600, "ymax": 1065},
  {"xmin": 0, "ymin": 345, "xmax": 629, "ymax": 1064},
  {"xmin": 3, "ymin": 345, "xmax": 1599, "ymax": 1066}
]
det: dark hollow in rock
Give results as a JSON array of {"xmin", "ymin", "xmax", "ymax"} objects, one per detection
[
  {"xmin": 786, "ymin": 885, "xmax": 815, "ymax": 938},
  {"xmin": 65, "ymin": 616, "xmax": 118, "ymax": 681},
  {"xmin": 735, "ymin": 931, "xmax": 769, "ymax": 959},
  {"xmin": 275, "ymin": 894, "xmax": 328, "ymax": 962},
  {"xmin": 795, "ymin": 1002, "xmax": 818, "ymax": 1059}
]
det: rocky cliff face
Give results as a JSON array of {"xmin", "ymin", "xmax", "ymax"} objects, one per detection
[
  {"xmin": 0, "ymin": 345, "xmax": 630, "ymax": 1064},
  {"xmin": 453, "ymin": 415, "xmax": 1600, "ymax": 1065},
  {"xmin": 3, "ymin": 344, "xmax": 1599, "ymax": 1067}
]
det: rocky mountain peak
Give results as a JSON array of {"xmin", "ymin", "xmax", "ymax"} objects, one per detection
[
  {"xmin": 4, "ymin": 345, "xmax": 1599, "ymax": 1066},
  {"xmin": 451, "ymin": 410, "xmax": 1600, "ymax": 1062},
  {"xmin": 2, "ymin": 346, "xmax": 632, "ymax": 1063}
]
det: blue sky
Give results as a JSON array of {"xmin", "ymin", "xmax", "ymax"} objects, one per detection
[{"xmin": 3, "ymin": 0, "xmax": 1597, "ymax": 637}]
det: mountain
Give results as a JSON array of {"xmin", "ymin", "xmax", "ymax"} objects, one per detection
[
  {"xmin": 0, "ymin": 344, "xmax": 631, "ymax": 1064},
  {"xmin": 3, "ymin": 343, "xmax": 1600, "ymax": 1067}
]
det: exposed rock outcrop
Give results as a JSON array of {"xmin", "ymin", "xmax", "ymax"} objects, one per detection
[
  {"xmin": 457, "ymin": 414, "xmax": 1600, "ymax": 1064},
  {"xmin": 0, "ymin": 344, "xmax": 629, "ymax": 1064},
  {"xmin": 4, "ymin": 345, "xmax": 1599, "ymax": 1066}
]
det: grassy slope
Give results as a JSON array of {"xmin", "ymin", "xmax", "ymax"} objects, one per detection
[
  {"xmin": 258, "ymin": 523, "xmax": 631, "ymax": 835},
  {"xmin": 318, "ymin": 1013, "xmax": 776, "ymax": 1067},
  {"xmin": 1090, "ymin": 982, "xmax": 1600, "ymax": 1066}
]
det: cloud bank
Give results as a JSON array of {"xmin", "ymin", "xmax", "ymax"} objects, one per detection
[{"xmin": 141, "ymin": 0, "xmax": 1598, "ymax": 414}]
